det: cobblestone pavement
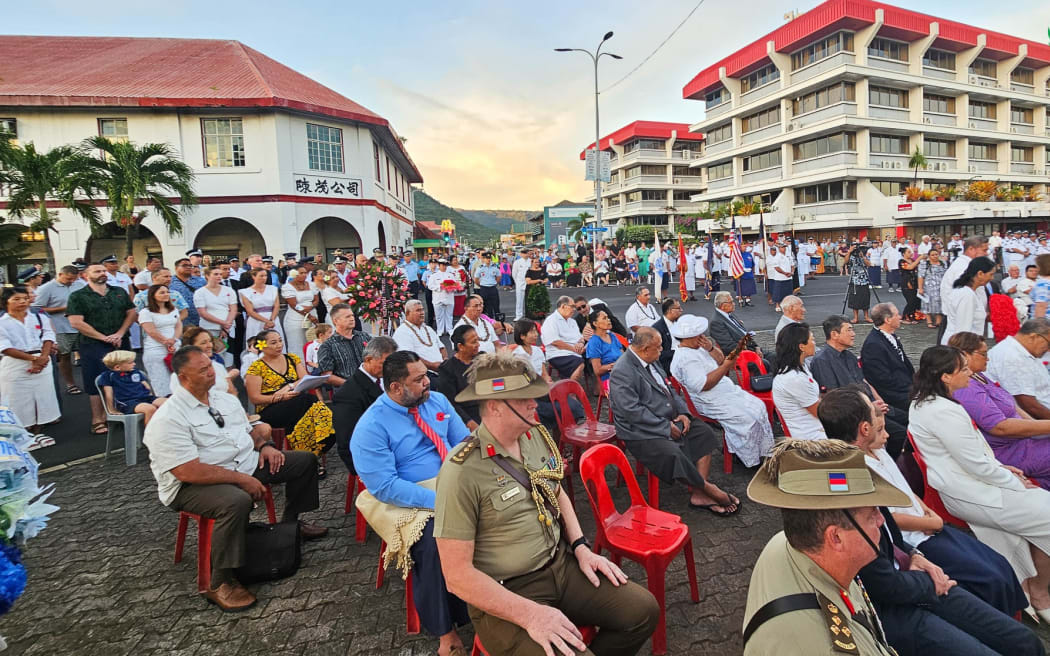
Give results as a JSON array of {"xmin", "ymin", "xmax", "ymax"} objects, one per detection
[{"xmin": 7, "ymin": 323, "xmax": 1049, "ymax": 655}]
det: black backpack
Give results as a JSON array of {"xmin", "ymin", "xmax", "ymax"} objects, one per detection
[{"xmin": 235, "ymin": 520, "xmax": 302, "ymax": 584}]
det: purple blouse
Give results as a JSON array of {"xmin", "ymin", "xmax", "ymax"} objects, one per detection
[{"xmin": 953, "ymin": 374, "xmax": 1023, "ymax": 449}]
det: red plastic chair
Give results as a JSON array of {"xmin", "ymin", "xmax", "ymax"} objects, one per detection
[
  {"xmin": 372, "ymin": 541, "xmax": 421, "ymax": 634},
  {"xmin": 549, "ymin": 380, "xmax": 618, "ymax": 503},
  {"xmin": 907, "ymin": 432, "xmax": 968, "ymax": 529},
  {"xmin": 175, "ymin": 486, "xmax": 277, "ymax": 592},
  {"xmin": 667, "ymin": 376, "xmax": 733, "ymax": 475},
  {"xmin": 344, "ymin": 474, "xmax": 370, "ymax": 543},
  {"xmin": 734, "ymin": 351, "xmax": 775, "ymax": 424},
  {"xmin": 579, "ymin": 444, "xmax": 700, "ymax": 655},
  {"xmin": 593, "ymin": 377, "xmax": 615, "ymax": 424},
  {"xmin": 471, "ymin": 626, "xmax": 596, "ymax": 655},
  {"xmin": 775, "ymin": 407, "xmax": 792, "ymax": 438}
]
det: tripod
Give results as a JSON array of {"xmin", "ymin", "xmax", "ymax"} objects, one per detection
[{"xmin": 841, "ymin": 257, "xmax": 880, "ymax": 315}]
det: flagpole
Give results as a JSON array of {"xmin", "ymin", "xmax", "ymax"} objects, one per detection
[{"xmin": 759, "ymin": 208, "xmax": 769, "ymax": 295}]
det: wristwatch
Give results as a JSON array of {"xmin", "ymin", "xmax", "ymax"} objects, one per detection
[
  {"xmin": 908, "ymin": 547, "xmax": 925, "ymax": 559},
  {"xmin": 570, "ymin": 536, "xmax": 591, "ymax": 553},
  {"xmin": 257, "ymin": 440, "xmax": 278, "ymax": 452}
]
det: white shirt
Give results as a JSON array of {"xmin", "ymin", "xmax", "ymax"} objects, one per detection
[
  {"xmin": 768, "ymin": 253, "xmax": 791, "ymax": 281},
  {"xmin": 194, "ymin": 285, "xmax": 238, "ymax": 336},
  {"xmin": 917, "ymin": 241, "xmax": 932, "ymax": 256},
  {"xmin": 941, "ymin": 286, "xmax": 985, "ymax": 345},
  {"xmin": 455, "ymin": 315, "xmax": 500, "ymax": 354},
  {"xmin": 143, "ymin": 385, "xmax": 257, "ymax": 506},
  {"xmin": 0, "ymin": 312, "xmax": 55, "ymax": 352},
  {"xmin": 774, "ymin": 315, "xmax": 799, "ymax": 342},
  {"xmin": 883, "ymin": 246, "xmax": 901, "ymax": 270},
  {"xmin": 940, "ymin": 254, "xmax": 986, "ymax": 310},
  {"xmin": 511, "ymin": 344, "xmax": 546, "ymax": 377},
  {"xmin": 169, "ymin": 361, "xmax": 229, "ymax": 400},
  {"xmin": 106, "ymin": 270, "xmax": 134, "ymax": 293},
  {"xmin": 541, "ymin": 312, "xmax": 582, "ymax": 360},
  {"xmin": 771, "ymin": 366, "xmax": 826, "ymax": 440},
  {"xmin": 305, "ymin": 339, "xmax": 322, "ymax": 365},
  {"xmin": 136, "ymin": 309, "xmax": 179, "ymax": 352},
  {"xmin": 512, "ymin": 257, "xmax": 530, "ymax": 286},
  {"xmin": 133, "ymin": 269, "xmax": 154, "ymax": 289},
  {"xmin": 624, "ymin": 301, "xmax": 658, "ymax": 333},
  {"xmin": 428, "ymin": 270, "xmax": 458, "ymax": 305},
  {"xmin": 392, "ymin": 321, "xmax": 444, "ymax": 363},
  {"xmin": 864, "ymin": 448, "xmax": 928, "ymax": 546},
  {"xmin": 987, "ymin": 336, "xmax": 1050, "ymax": 410}
]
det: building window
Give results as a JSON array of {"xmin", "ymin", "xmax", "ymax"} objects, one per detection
[
  {"xmin": 868, "ymin": 37, "xmax": 908, "ymax": 62},
  {"xmin": 623, "ymin": 166, "xmax": 641, "ymax": 179},
  {"xmin": 635, "ymin": 139, "xmax": 664, "ymax": 150},
  {"xmin": 968, "ymin": 142, "xmax": 996, "ymax": 161},
  {"xmin": 639, "ymin": 165, "xmax": 666, "ymax": 175},
  {"xmin": 969, "ymin": 101, "xmax": 996, "ymax": 120},
  {"xmin": 1011, "ymin": 67, "xmax": 1035, "ymax": 85},
  {"xmin": 1011, "ymin": 146, "xmax": 1034, "ymax": 163},
  {"xmin": 791, "ymin": 81, "xmax": 855, "ymax": 115},
  {"xmin": 740, "ymin": 63, "xmax": 780, "ymax": 93},
  {"xmin": 640, "ymin": 190, "xmax": 665, "ymax": 201},
  {"xmin": 707, "ymin": 161, "xmax": 733, "ymax": 180},
  {"xmin": 742, "ymin": 149, "xmax": 782, "ymax": 172},
  {"xmin": 969, "ymin": 59, "xmax": 996, "ymax": 78},
  {"xmin": 872, "ymin": 180, "xmax": 906, "ymax": 196},
  {"xmin": 870, "ymin": 134, "xmax": 908, "ymax": 155},
  {"xmin": 672, "ymin": 190, "xmax": 693, "ymax": 201},
  {"xmin": 741, "ymin": 106, "xmax": 780, "ymax": 133},
  {"xmin": 386, "ymin": 157, "xmax": 391, "ymax": 190},
  {"xmin": 626, "ymin": 191, "xmax": 642, "ymax": 203},
  {"xmin": 98, "ymin": 118, "xmax": 128, "ymax": 142},
  {"xmin": 373, "ymin": 142, "xmax": 382, "ymax": 181},
  {"xmin": 672, "ymin": 166, "xmax": 694, "ymax": 176},
  {"xmin": 630, "ymin": 215, "xmax": 670, "ymax": 226},
  {"xmin": 1010, "ymin": 105, "xmax": 1034, "ymax": 125},
  {"xmin": 924, "ymin": 139, "xmax": 956, "ymax": 158},
  {"xmin": 201, "ymin": 118, "xmax": 245, "ymax": 168},
  {"xmin": 306, "ymin": 123, "xmax": 343, "ymax": 172},
  {"xmin": 790, "ymin": 31, "xmax": 854, "ymax": 71},
  {"xmin": 707, "ymin": 123, "xmax": 732, "ymax": 145},
  {"xmin": 792, "ymin": 132, "xmax": 855, "ymax": 161},
  {"xmin": 705, "ymin": 87, "xmax": 730, "ymax": 110},
  {"xmin": 869, "ymin": 86, "xmax": 908, "ymax": 109},
  {"xmin": 922, "ymin": 49, "xmax": 956, "ymax": 71},
  {"xmin": 794, "ymin": 180, "xmax": 857, "ymax": 204},
  {"xmin": 0, "ymin": 118, "xmax": 16, "ymax": 139},
  {"xmin": 922, "ymin": 94, "xmax": 955, "ymax": 114}
]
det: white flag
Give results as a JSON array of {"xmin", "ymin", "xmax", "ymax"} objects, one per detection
[{"xmin": 653, "ymin": 229, "xmax": 663, "ymax": 302}]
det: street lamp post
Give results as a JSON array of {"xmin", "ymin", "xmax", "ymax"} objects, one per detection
[{"xmin": 556, "ymin": 32, "xmax": 621, "ymax": 252}]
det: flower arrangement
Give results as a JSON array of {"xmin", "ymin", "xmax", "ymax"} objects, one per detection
[
  {"xmin": 440, "ymin": 278, "xmax": 464, "ymax": 293},
  {"xmin": 341, "ymin": 259, "xmax": 410, "ymax": 326}
]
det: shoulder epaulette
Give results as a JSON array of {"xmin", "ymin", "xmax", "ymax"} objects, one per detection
[
  {"xmin": 817, "ymin": 592, "xmax": 860, "ymax": 654},
  {"xmin": 450, "ymin": 436, "xmax": 480, "ymax": 464}
]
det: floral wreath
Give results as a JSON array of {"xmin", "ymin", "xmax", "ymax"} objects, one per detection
[{"xmin": 342, "ymin": 258, "xmax": 410, "ymax": 325}]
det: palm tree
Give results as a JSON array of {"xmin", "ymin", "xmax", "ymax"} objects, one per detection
[
  {"xmin": 566, "ymin": 211, "xmax": 592, "ymax": 243},
  {"xmin": 80, "ymin": 137, "xmax": 198, "ymax": 257},
  {"xmin": 908, "ymin": 146, "xmax": 928, "ymax": 187},
  {"xmin": 0, "ymin": 140, "xmax": 101, "ymax": 273}
]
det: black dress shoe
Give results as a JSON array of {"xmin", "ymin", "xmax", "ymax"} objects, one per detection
[{"xmin": 299, "ymin": 521, "xmax": 328, "ymax": 540}]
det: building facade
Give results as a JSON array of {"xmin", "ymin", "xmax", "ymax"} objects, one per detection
[
  {"xmin": 0, "ymin": 36, "xmax": 421, "ymax": 268},
  {"xmin": 582, "ymin": 121, "xmax": 706, "ymax": 232},
  {"xmin": 682, "ymin": 0, "xmax": 1050, "ymax": 239}
]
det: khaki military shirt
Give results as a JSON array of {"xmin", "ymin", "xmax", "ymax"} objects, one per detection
[
  {"xmin": 743, "ymin": 532, "xmax": 894, "ymax": 656},
  {"xmin": 434, "ymin": 424, "xmax": 561, "ymax": 582}
]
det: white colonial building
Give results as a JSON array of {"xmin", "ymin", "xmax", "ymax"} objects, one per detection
[{"xmin": 0, "ymin": 35, "xmax": 421, "ymax": 267}]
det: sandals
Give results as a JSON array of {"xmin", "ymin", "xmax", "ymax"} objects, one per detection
[
  {"xmin": 690, "ymin": 493, "xmax": 741, "ymax": 517},
  {"xmin": 91, "ymin": 422, "xmax": 108, "ymax": 435},
  {"xmin": 26, "ymin": 434, "xmax": 56, "ymax": 451},
  {"xmin": 66, "ymin": 384, "xmax": 83, "ymax": 395}
]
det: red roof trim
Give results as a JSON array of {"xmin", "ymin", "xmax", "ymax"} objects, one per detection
[
  {"xmin": 682, "ymin": 0, "xmax": 1050, "ymax": 99},
  {"xmin": 579, "ymin": 120, "xmax": 704, "ymax": 159}
]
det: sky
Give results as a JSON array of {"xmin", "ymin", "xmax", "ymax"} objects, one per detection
[{"xmin": 7, "ymin": 0, "xmax": 1048, "ymax": 210}]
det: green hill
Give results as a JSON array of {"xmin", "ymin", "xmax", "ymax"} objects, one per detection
[
  {"xmin": 453, "ymin": 209, "xmax": 538, "ymax": 234},
  {"xmin": 412, "ymin": 190, "xmax": 501, "ymax": 246}
]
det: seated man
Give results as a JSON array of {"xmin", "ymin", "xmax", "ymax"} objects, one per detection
[
  {"xmin": 609, "ymin": 327, "xmax": 739, "ymax": 514},
  {"xmin": 651, "ymin": 297, "xmax": 682, "ymax": 373},
  {"xmin": 541, "ymin": 295, "xmax": 585, "ymax": 381},
  {"xmin": 859, "ymin": 303, "xmax": 914, "ymax": 414},
  {"xmin": 393, "ymin": 299, "xmax": 447, "ymax": 373},
  {"xmin": 453, "ymin": 294, "xmax": 510, "ymax": 355},
  {"xmin": 670, "ymin": 314, "xmax": 774, "ymax": 469},
  {"xmin": 624, "ymin": 286, "xmax": 659, "ymax": 335},
  {"xmin": 810, "ymin": 315, "xmax": 909, "ymax": 458},
  {"xmin": 143, "ymin": 346, "xmax": 327, "ymax": 611},
  {"xmin": 988, "ymin": 318, "xmax": 1050, "ymax": 419},
  {"xmin": 708, "ymin": 291, "xmax": 770, "ymax": 360},
  {"xmin": 316, "ymin": 303, "xmax": 369, "ymax": 386},
  {"xmin": 818, "ymin": 386, "xmax": 1027, "ymax": 618},
  {"xmin": 433, "ymin": 325, "xmax": 482, "ymax": 430},
  {"xmin": 351, "ymin": 350, "xmax": 472, "ymax": 656},
  {"xmin": 435, "ymin": 352, "xmax": 660, "ymax": 656},
  {"xmin": 773, "ymin": 295, "xmax": 805, "ymax": 343},
  {"xmin": 331, "ymin": 336, "xmax": 397, "ymax": 474}
]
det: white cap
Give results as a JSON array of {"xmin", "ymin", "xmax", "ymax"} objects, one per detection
[{"xmin": 670, "ymin": 314, "xmax": 709, "ymax": 339}]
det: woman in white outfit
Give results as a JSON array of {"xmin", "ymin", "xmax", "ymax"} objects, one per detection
[
  {"xmin": 910, "ymin": 345, "xmax": 1050, "ymax": 620},
  {"xmin": 239, "ymin": 268, "xmax": 283, "ymax": 346},
  {"xmin": 320, "ymin": 273, "xmax": 349, "ymax": 326},
  {"xmin": 0, "ymin": 286, "xmax": 60, "ymax": 447},
  {"xmin": 137, "ymin": 284, "xmax": 182, "ymax": 397},
  {"xmin": 670, "ymin": 314, "xmax": 774, "ymax": 467},
  {"xmin": 942, "ymin": 256, "xmax": 995, "ymax": 345},
  {"xmin": 281, "ymin": 267, "xmax": 319, "ymax": 358},
  {"xmin": 771, "ymin": 322, "xmax": 827, "ymax": 440},
  {"xmin": 193, "ymin": 267, "xmax": 237, "ymax": 340}
]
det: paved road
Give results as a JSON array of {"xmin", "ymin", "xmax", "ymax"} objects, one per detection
[{"xmin": 37, "ymin": 273, "xmax": 903, "ymax": 470}]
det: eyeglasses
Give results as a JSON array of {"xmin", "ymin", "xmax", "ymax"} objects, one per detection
[{"xmin": 207, "ymin": 407, "xmax": 225, "ymax": 428}]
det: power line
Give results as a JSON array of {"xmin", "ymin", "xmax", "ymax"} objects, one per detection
[{"xmin": 600, "ymin": 0, "xmax": 708, "ymax": 94}]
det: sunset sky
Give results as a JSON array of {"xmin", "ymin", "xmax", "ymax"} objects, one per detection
[{"xmin": 8, "ymin": 0, "xmax": 1048, "ymax": 210}]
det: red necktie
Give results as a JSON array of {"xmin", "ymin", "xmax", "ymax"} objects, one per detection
[{"xmin": 409, "ymin": 407, "xmax": 448, "ymax": 461}]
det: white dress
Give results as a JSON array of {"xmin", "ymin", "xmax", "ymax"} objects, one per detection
[
  {"xmin": 511, "ymin": 344, "xmax": 546, "ymax": 377},
  {"xmin": 671, "ymin": 346, "xmax": 774, "ymax": 467},
  {"xmin": 193, "ymin": 285, "xmax": 238, "ymax": 338},
  {"xmin": 771, "ymin": 366, "xmax": 827, "ymax": 440},
  {"xmin": 321, "ymin": 287, "xmax": 349, "ymax": 326},
  {"xmin": 137, "ymin": 309, "xmax": 180, "ymax": 397},
  {"xmin": 0, "ymin": 313, "xmax": 60, "ymax": 426},
  {"xmin": 239, "ymin": 285, "xmax": 284, "ymax": 344},
  {"xmin": 281, "ymin": 283, "xmax": 317, "ymax": 358}
]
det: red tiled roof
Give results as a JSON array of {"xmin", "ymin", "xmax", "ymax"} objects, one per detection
[
  {"xmin": 579, "ymin": 120, "xmax": 704, "ymax": 159},
  {"xmin": 682, "ymin": 0, "xmax": 1050, "ymax": 99},
  {"xmin": 0, "ymin": 35, "xmax": 422, "ymax": 182}
]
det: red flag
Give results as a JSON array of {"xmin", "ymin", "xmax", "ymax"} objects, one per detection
[{"xmin": 678, "ymin": 234, "xmax": 688, "ymax": 301}]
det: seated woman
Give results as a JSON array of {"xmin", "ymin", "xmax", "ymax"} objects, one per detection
[
  {"xmin": 169, "ymin": 326, "xmax": 236, "ymax": 396},
  {"xmin": 910, "ymin": 345, "xmax": 1050, "ymax": 621},
  {"xmin": 948, "ymin": 331, "xmax": 1050, "ymax": 490},
  {"xmin": 244, "ymin": 329, "xmax": 334, "ymax": 465},
  {"xmin": 585, "ymin": 308, "xmax": 623, "ymax": 394},
  {"xmin": 433, "ymin": 324, "xmax": 482, "ymax": 430},
  {"xmin": 771, "ymin": 322, "xmax": 826, "ymax": 440},
  {"xmin": 670, "ymin": 315, "xmax": 774, "ymax": 468},
  {"xmin": 508, "ymin": 319, "xmax": 583, "ymax": 435},
  {"xmin": 454, "ymin": 294, "xmax": 509, "ymax": 354}
]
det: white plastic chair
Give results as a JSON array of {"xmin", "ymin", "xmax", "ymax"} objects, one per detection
[{"xmin": 94, "ymin": 374, "xmax": 145, "ymax": 466}]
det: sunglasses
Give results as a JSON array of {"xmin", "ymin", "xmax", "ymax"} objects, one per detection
[{"xmin": 207, "ymin": 407, "xmax": 225, "ymax": 428}]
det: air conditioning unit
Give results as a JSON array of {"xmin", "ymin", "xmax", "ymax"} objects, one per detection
[
  {"xmin": 673, "ymin": 178, "xmax": 681, "ymax": 184},
  {"xmin": 969, "ymin": 76, "xmax": 978, "ymax": 84},
  {"xmin": 894, "ymin": 161, "xmax": 902, "ymax": 169},
  {"xmin": 881, "ymin": 161, "xmax": 889, "ymax": 168},
  {"xmin": 1011, "ymin": 127, "xmax": 1018, "ymax": 133},
  {"xmin": 968, "ymin": 165, "xmax": 978, "ymax": 172},
  {"xmin": 969, "ymin": 122, "xmax": 977, "ymax": 128},
  {"xmin": 0, "ymin": 118, "xmax": 14, "ymax": 138},
  {"xmin": 924, "ymin": 117, "xmax": 932, "ymax": 124},
  {"xmin": 786, "ymin": 123, "xmax": 795, "ymax": 132}
]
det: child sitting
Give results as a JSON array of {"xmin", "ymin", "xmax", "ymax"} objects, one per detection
[
  {"xmin": 628, "ymin": 258, "xmax": 639, "ymax": 283},
  {"xmin": 305, "ymin": 324, "xmax": 332, "ymax": 374},
  {"xmin": 100, "ymin": 350, "xmax": 165, "ymax": 425}
]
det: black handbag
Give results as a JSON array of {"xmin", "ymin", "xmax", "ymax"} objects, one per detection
[
  {"xmin": 234, "ymin": 520, "xmax": 302, "ymax": 584},
  {"xmin": 747, "ymin": 362, "xmax": 774, "ymax": 392}
]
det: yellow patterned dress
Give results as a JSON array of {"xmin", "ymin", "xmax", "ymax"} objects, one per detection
[{"xmin": 246, "ymin": 354, "xmax": 333, "ymax": 455}]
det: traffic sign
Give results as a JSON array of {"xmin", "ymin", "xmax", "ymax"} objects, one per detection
[
  {"xmin": 584, "ymin": 149, "xmax": 612, "ymax": 182},
  {"xmin": 581, "ymin": 226, "xmax": 608, "ymax": 232}
]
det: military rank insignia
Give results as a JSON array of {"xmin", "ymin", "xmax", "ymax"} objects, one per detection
[{"xmin": 817, "ymin": 593, "xmax": 859, "ymax": 654}]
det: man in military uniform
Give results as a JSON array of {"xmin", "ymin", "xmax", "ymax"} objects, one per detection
[
  {"xmin": 743, "ymin": 439, "xmax": 910, "ymax": 655},
  {"xmin": 435, "ymin": 353, "xmax": 660, "ymax": 656},
  {"xmin": 473, "ymin": 252, "xmax": 502, "ymax": 319}
]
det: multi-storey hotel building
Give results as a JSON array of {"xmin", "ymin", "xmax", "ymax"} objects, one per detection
[
  {"xmin": 682, "ymin": 0, "xmax": 1050, "ymax": 239},
  {"xmin": 582, "ymin": 121, "xmax": 706, "ymax": 231}
]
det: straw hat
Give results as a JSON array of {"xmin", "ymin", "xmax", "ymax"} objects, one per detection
[{"xmin": 455, "ymin": 352, "xmax": 550, "ymax": 403}]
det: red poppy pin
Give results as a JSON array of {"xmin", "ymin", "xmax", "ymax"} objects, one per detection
[{"xmin": 435, "ymin": 412, "xmax": 446, "ymax": 421}]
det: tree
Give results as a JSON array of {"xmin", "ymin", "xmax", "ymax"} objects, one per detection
[
  {"xmin": 908, "ymin": 146, "xmax": 928, "ymax": 187},
  {"xmin": 0, "ymin": 140, "xmax": 101, "ymax": 274},
  {"xmin": 80, "ymin": 137, "xmax": 198, "ymax": 257},
  {"xmin": 566, "ymin": 211, "xmax": 592, "ymax": 243}
]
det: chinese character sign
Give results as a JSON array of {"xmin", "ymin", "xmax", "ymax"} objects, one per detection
[{"xmin": 293, "ymin": 174, "xmax": 363, "ymax": 198}]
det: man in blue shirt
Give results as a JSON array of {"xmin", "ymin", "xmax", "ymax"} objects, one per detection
[
  {"xmin": 473, "ymin": 252, "xmax": 501, "ymax": 318},
  {"xmin": 402, "ymin": 253, "xmax": 421, "ymax": 299},
  {"xmin": 170, "ymin": 257, "xmax": 206, "ymax": 326},
  {"xmin": 351, "ymin": 350, "xmax": 471, "ymax": 655}
]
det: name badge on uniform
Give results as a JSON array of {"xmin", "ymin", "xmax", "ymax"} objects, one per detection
[{"xmin": 501, "ymin": 487, "xmax": 521, "ymax": 502}]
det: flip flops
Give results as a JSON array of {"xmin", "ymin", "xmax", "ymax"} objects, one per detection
[
  {"xmin": 690, "ymin": 493, "xmax": 741, "ymax": 517},
  {"xmin": 26, "ymin": 434, "xmax": 56, "ymax": 451},
  {"xmin": 66, "ymin": 384, "xmax": 83, "ymax": 395}
]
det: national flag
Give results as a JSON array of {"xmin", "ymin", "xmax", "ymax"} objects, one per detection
[
  {"xmin": 491, "ymin": 378, "xmax": 505, "ymax": 392},
  {"xmin": 828, "ymin": 472, "xmax": 849, "ymax": 492},
  {"xmin": 728, "ymin": 214, "xmax": 745, "ymax": 279},
  {"xmin": 653, "ymin": 229, "xmax": 663, "ymax": 302}
]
